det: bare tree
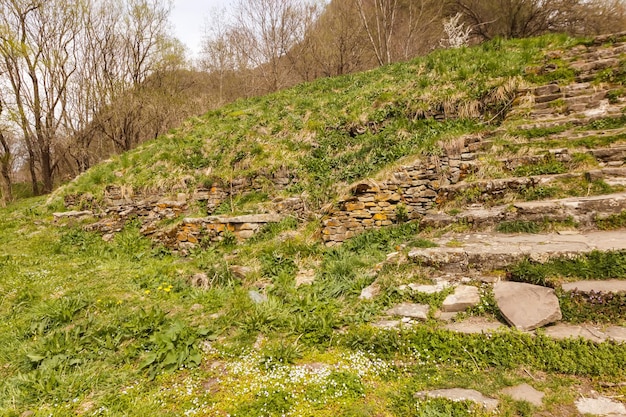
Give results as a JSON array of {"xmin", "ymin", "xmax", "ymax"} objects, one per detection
[
  {"xmin": 233, "ymin": 0, "xmax": 320, "ymax": 93},
  {"xmin": 445, "ymin": 0, "xmax": 624, "ymax": 40},
  {"xmin": 355, "ymin": 0, "xmax": 399, "ymax": 66},
  {"xmin": 0, "ymin": 98, "xmax": 13, "ymax": 206},
  {"xmin": 303, "ymin": 0, "xmax": 372, "ymax": 77},
  {"xmin": 0, "ymin": 0, "xmax": 86, "ymax": 194}
]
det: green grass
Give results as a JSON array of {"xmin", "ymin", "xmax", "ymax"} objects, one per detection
[
  {"xmin": 596, "ymin": 211, "xmax": 626, "ymax": 230},
  {"xmin": 54, "ymin": 34, "xmax": 588, "ymax": 210},
  {"xmin": 496, "ymin": 218, "xmax": 577, "ymax": 234},
  {"xmin": 4, "ymin": 33, "xmax": 626, "ymax": 416},
  {"xmin": 507, "ymin": 250, "xmax": 626, "ymax": 287}
]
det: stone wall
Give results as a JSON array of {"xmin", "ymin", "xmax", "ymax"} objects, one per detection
[
  {"xmin": 321, "ymin": 137, "xmax": 483, "ymax": 246},
  {"xmin": 169, "ymin": 214, "xmax": 283, "ymax": 250}
]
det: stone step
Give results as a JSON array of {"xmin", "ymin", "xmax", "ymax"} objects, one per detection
[
  {"xmin": 438, "ymin": 168, "xmax": 625, "ymax": 204},
  {"xmin": 589, "ymin": 145, "xmax": 626, "ymax": 165},
  {"xmin": 421, "ymin": 192, "xmax": 626, "ymax": 231},
  {"xmin": 514, "ymin": 107, "xmax": 626, "ymax": 130},
  {"xmin": 408, "ymin": 230, "xmax": 626, "ymax": 273},
  {"xmin": 532, "ymin": 127, "xmax": 626, "ymax": 142},
  {"xmin": 561, "ymin": 279, "xmax": 626, "ymax": 294}
]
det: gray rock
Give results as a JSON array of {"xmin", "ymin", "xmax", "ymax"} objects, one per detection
[
  {"xmin": 415, "ymin": 388, "xmax": 499, "ymax": 411},
  {"xmin": 230, "ymin": 265, "xmax": 253, "ymax": 279},
  {"xmin": 562, "ymin": 280, "xmax": 626, "ymax": 294},
  {"xmin": 248, "ymin": 290, "xmax": 268, "ymax": 304},
  {"xmin": 605, "ymin": 326, "xmax": 626, "ymax": 343},
  {"xmin": 441, "ymin": 285, "xmax": 480, "ymax": 312},
  {"xmin": 53, "ymin": 210, "xmax": 93, "ymax": 221},
  {"xmin": 494, "ymin": 282, "xmax": 562, "ymax": 331},
  {"xmin": 359, "ymin": 282, "xmax": 380, "ymax": 300},
  {"xmin": 500, "ymin": 383, "xmax": 544, "ymax": 407},
  {"xmin": 543, "ymin": 323, "xmax": 606, "ymax": 343},
  {"xmin": 371, "ymin": 319, "xmax": 403, "ymax": 329},
  {"xmin": 190, "ymin": 273, "xmax": 209, "ymax": 289},
  {"xmin": 445, "ymin": 317, "xmax": 505, "ymax": 334},
  {"xmin": 575, "ymin": 397, "xmax": 626, "ymax": 415},
  {"xmin": 387, "ymin": 303, "xmax": 429, "ymax": 320},
  {"xmin": 407, "ymin": 283, "xmax": 449, "ymax": 294}
]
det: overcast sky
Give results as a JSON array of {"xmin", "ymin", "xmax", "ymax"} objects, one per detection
[{"xmin": 169, "ymin": 0, "xmax": 231, "ymax": 58}]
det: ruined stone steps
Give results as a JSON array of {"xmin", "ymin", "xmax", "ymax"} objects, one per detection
[
  {"xmin": 549, "ymin": 127, "xmax": 626, "ymax": 141},
  {"xmin": 407, "ymin": 230, "xmax": 626, "ymax": 273},
  {"xmin": 496, "ymin": 145, "xmax": 625, "ymax": 170},
  {"xmin": 513, "ymin": 109, "xmax": 626, "ymax": 131},
  {"xmin": 420, "ymin": 191, "xmax": 626, "ymax": 231},
  {"xmin": 437, "ymin": 166, "xmax": 626, "ymax": 203}
]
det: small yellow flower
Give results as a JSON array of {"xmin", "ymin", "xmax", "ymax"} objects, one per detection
[
  {"xmin": 157, "ymin": 286, "xmax": 163, "ymax": 291},
  {"xmin": 144, "ymin": 290, "xmax": 151, "ymax": 294},
  {"xmin": 117, "ymin": 300, "xmax": 122, "ymax": 305}
]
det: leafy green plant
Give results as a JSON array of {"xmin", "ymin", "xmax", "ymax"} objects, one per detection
[
  {"xmin": 140, "ymin": 320, "xmax": 212, "ymax": 379},
  {"xmin": 513, "ymin": 156, "xmax": 567, "ymax": 177},
  {"xmin": 559, "ymin": 289, "xmax": 626, "ymax": 323}
]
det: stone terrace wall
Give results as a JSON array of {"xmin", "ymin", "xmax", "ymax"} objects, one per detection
[{"xmin": 321, "ymin": 136, "xmax": 482, "ymax": 246}]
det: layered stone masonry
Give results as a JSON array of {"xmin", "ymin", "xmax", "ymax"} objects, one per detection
[
  {"xmin": 69, "ymin": 167, "xmax": 303, "ymax": 248},
  {"xmin": 321, "ymin": 136, "xmax": 482, "ymax": 246},
  {"xmin": 163, "ymin": 214, "xmax": 282, "ymax": 250}
]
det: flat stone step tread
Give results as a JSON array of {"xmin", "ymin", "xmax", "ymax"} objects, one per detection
[
  {"xmin": 548, "ymin": 127, "xmax": 626, "ymax": 141},
  {"xmin": 408, "ymin": 230, "xmax": 626, "ymax": 272},
  {"xmin": 440, "ymin": 169, "xmax": 626, "ymax": 202},
  {"xmin": 421, "ymin": 191, "xmax": 626, "ymax": 230},
  {"xmin": 415, "ymin": 388, "xmax": 499, "ymax": 411},
  {"xmin": 444, "ymin": 317, "xmax": 507, "ymax": 334},
  {"xmin": 562, "ymin": 279, "xmax": 626, "ymax": 293},
  {"xmin": 511, "ymin": 106, "xmax": 625, "ymax": 130},
  {"xmin": 543, "ymin": 323, "xmax": 626, "ymax": 344},
  {"xmin": 575, "ymin": 396, "xmax": 626, "ymax": 416}
]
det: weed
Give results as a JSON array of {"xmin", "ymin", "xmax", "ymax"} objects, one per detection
[
  {"xmin": 559, "ymin": 289, "xmax": 626, "ymax": 324},
  {"xmin": 513, "ymin": 156, "xmax": 567, "ymax": 177},
  {"xmin": 595, "ymin": 211, "xmax": 626, "ymax": 230},
  {"xmin": 507, "ymin": 250, "xmax": 626, "ymax": 286}
]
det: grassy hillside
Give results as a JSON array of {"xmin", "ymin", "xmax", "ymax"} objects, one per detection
[
  {"xmin": 57, "ymin": 34, "xmax": 582, "ymax": 209},
  {"xmin": 2, "ymin": 33, "xmax": 626, "ymax": 417}
]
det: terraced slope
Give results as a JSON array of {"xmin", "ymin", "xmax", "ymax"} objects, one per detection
[{"xmin": 1, "ymin": 33, "xmax": 626, "ymax": 416}]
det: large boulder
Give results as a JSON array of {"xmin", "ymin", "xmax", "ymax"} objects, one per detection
[{"xmin": 494, "ymin": 281, "xmax": 562, "ymax": 331}]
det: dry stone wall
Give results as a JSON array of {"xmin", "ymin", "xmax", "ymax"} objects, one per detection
[{"xmin": 321, "ymin": 136, "xmax": 482, "ymax": 246}]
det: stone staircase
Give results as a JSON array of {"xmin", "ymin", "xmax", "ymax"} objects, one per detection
[{"xmin": 322, "ymin": 36, "xmax": 626, "ymax": 246}]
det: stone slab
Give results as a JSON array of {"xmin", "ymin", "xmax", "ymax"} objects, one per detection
[
  {"xmin": 494, "ymin": 282, "xmax": 562, "ymax": 331},
  {"xmin": 562, "ymin": 280, "xmax": 626, "ymax": 294},
  {"xmin": 445, "ymin": 317, "xmax": 505, "ymax": 334},
  {"xmin": 408, "ymin": 231, "xmax": 626, "ymax": 272},
  {"xmin": 500, "ymin": 383, "xmax": 544, "ymax": 407},
  {"xmin": 371, "ymin": 320, "xmax": 402, "ymax": 329},
  {"xmin": 359, "ymin": 282, "xmax": 381, "ymax": 300},
  {"xmin": 441, "ymin": 285, "xmax": 480, "ymax": 312},
  {"xmin": 605, "ymin": 326, "xmax": 626, "ymax": 343},
  {"xmin": 575, "ymin": 397, "xmax": 626, "ymax": 415},
  {"xmin": 543, "ymin": 323, "xmax": 606, "ymax": 343},
  {"xmin": 387, "ymin": 303, "xmax": 429, "ymax": 320},
  {"xmin": 415, "ymin": 388, "xmax": 499, "ymax": 411}
]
